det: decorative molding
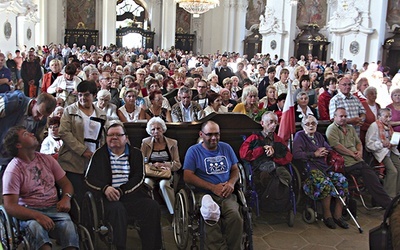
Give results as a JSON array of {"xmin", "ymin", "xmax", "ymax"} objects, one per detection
[
  {"xmin": 328, "ymin": 0, "xmax": 373, "ymax": 34},
  {"xmin": 259, "ymin": 6, "xmax": 286, "ymax": 35},
  {"xmin": 4, "ymin": 20, "xmax": 11, "ymax": 40}
]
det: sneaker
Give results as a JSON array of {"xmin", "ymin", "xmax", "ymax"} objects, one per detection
[
  {"xmin": 323, "ymin": 217, "xmax": 336, "ymax": 229},
  {"xmin": 333, "ymin": 217, "xmax": 349, "ymax": 229}
]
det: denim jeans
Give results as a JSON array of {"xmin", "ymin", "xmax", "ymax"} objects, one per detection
[{"xmin": 19, "ymin": 206, "xmax": 79, "ymax": 249}]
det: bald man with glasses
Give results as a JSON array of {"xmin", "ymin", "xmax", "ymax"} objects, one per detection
[{"xmin": 183, "ymin": 120, "xmax": 242, "ymax": 249}]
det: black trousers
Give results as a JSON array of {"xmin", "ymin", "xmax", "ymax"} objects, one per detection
[
  {"xmin": 346, "ymin": 161, "xmax": 392, "ymax": 208},
  {"xmin": 104, "ymin": 187, "xmax": 162, "ymax": 250}
]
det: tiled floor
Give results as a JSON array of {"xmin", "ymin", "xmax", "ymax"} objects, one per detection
[{"xmin": 124, "ymin": 199, "xmax": 385, "ymax": 250}]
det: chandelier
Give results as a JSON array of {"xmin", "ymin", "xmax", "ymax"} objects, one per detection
[{"xmin": 175, "ymin": 0, "xmax": 219, "ymax": 18}]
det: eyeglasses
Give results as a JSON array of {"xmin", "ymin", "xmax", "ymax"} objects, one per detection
[
  {"xmin": 304, "ymin": 122, "xmax": 317, "ymax": 127},
  {"xmin": 197, "ymin": 86, "xmax": 207, "ymax": 88},
  {"xmin": 201, "ymin": 131, "xmax": 220, "ymax": 137},
  {"xmin": 106, "ymin": 133, "xmax": 125, "ymax": 137},
  {"xmin": 49, "ymin": 125, "xmax": 59, "ymax": 129},
  {"xmin": 339, "ymin": 83, "xmax": 352, "ymax": 87}
]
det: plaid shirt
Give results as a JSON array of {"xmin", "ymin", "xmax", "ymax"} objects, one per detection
[{"xmin": 329, "ymin": 91, "xmax": 365, "ymax": 134}]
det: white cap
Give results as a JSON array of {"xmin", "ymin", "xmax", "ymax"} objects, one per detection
[{"xmin": 200, "ymin": 195, "xmax": 220, "ymax": 224}]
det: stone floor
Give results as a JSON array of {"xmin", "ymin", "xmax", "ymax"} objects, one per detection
[{"xmin": 123, "ymin": 198, "xmax": 385, "ymax": 250}]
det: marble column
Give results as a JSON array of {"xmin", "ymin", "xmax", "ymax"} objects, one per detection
[
  {"xmin": 161, "ymin": 0, "xmax": 176, "ymax": 50},
  {"xmin": 234, "ymin": 0, "xmax": 248, "ymax": 54},
  {"xmin": 149, "ymin": 0, "xmax": 162, "ymax": 48},
  {"xmin": 227, "ymin": 0, "xmax": 235, "ymax": 51},
  {"xmin": 42, "ymin": 0, "xmax": 64, "ymax": 45},
  {"xmin": 102, "ymin": 0, "xmax": 117, "ymax": 47}
]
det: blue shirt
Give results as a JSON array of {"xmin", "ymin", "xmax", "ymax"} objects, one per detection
[
  {"xmin": 0, "ymin": 66, "xmax": 11, "ymax": 93},
  {"xmin": 183, "ymin": 142, "xmax": 238, "ymax": 193}
]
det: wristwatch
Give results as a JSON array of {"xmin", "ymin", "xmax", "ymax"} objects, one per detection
[{"xmin": 64, "ymin": 193, "xmax": 73, "ymax": 199}]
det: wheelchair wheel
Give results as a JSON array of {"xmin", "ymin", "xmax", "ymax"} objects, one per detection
[
  {"xmin": 302, "ymin": 207, "xmax": 316, "ymax": 224},
  {"xmin": 291, "ymin": 164, "xmax": 302, "ymax": 206},
  {"xmin": 238, "ymin": 163, "xmax": 247, "ymax": 193},
  {"xmin": 173, "ymin": 189, "xmax": 190, "ymax": 250},
  {"xmin": 82, "ymin": 192, "xmax": 100, "ymax": 248},
  {"xmin": 287, "ymin": 210, "xmax": 295, "ymax": 227},
  {"xmin": 0, "ymin": 205, "xmax": 14, "ymax": 250},
  {"xmin": 77, "ymin": 224, "xmax": 94, "ymax": 250}
]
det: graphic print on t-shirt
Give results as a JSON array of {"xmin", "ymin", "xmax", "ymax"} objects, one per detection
[{"xmin": 204, "ymin": 156, "xmax": 229, "ymax": 175}]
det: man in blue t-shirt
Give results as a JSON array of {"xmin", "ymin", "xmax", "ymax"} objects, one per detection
[{"xmin": 183, "ymin": 120, "xmax": 243, "ymax": 249}]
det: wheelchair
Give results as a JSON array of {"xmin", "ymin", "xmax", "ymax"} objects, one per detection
[
  {"xmin": 0, "ymin": 198, "xmax": 93, "ymax": 250},
  {"xmin": 173, "ymin": 163, "xmax": 253, "ymax": 250},
  {"xmin": 81, "ymin": 186, "xmax": 165, "ymax": 250},
  {"xmin": 241, "ymin": 160, "xmax": 301, "ymax": 227}
]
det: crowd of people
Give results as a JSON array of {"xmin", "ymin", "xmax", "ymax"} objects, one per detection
[{"xmin": 1, "ymin": 42, "xmax": 400, "ymax": 248}]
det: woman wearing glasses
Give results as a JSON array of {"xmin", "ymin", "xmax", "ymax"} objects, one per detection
[
  {"xmin": 293, "ymin": 115, "xmax": 349, "ymax": 229},
  {"xmin": 141, "ymin": 117, "xmax": 181, "ymax": 217},
  {"xmin": 59, "ymin": 80, "xmax": 107, "ymax": 204}
]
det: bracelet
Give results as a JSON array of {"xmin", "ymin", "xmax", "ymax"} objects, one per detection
[{"xmin": 64, "ymin": 193, "xmax": 73, "ymax": 199}]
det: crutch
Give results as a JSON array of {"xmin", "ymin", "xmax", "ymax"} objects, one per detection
[
  {"xmin": 313, "ymin": 162, "xmax": 363, "ymax": 233},
  {"xmin": 329, "ymin": 181, "xmax": 363, "ymax": 233}
]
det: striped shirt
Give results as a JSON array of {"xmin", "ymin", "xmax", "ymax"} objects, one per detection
[{"xmin": 109, "ymin": 145, "xmax": 130, "ymax": 188}]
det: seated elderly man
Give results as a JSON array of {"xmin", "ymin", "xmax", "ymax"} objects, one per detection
[
  {"xmin": 183, "ymin": 120, "xmax": 242, "ymax": 249},
  {"xmin": 239, "ymin": 112, "xmax": 292, "ymax": 194},
  {"xmin": 85, "ymin": 122, "xmax": 162, "ymax": 250},
  {"xmin": 2, "ymin": 126, "xmax": 79, "ymax": 250},
  {"xmin": 327, "ymin": 107, "xmax": 392, "ymax": 208},
  {"xmin": 171, "ymin": 86, "xmax": 205, "ymax": 122}
]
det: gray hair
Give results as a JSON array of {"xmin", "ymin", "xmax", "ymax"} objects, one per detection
[
  {"xmin": 363, "ymin": 86, "xmax": 377, "ymax": 97},
  {"xmin": 378, "ymin": 107, "xmax": 392, "ymax": 117},
  {"xmin": 301, "ymin": 114, "xmax": 318, "ymax": 128},
  {"xmin": 296, "ymin": 91, "xmax": 309, "ymax": 101},
  {"xmin": 178, "ymin": 86, "xmax": 193, "ymax": 97},
  {"xmin": 146, "ymin": 117, "xmax": 167, "ymax": 135},
  {"xmin": 261, "ymin": 111, "xmax": 278, "ymax": 122},
  {"xmin": 97, "ymin": 89, "xmax": 111, "ymax": 99}
]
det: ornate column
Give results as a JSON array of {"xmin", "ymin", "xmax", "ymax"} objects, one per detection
[
  {"xmin": 161, "ymin": 0, "xmax": 176, "ymax": 50},
  {"xmin": 234, "ymin": 0, "xmax": 248, "ymax": 54},
  {"xmin": 102, "ymin": 0, "xmax": 117, "ymax": 47},
  {"xmin": 327, "ymin": 0, "xmax": 376, "ymax": 66},
  {"xmin": 259, "ymin": 1, "xmax": 289, "ymax": 59}
]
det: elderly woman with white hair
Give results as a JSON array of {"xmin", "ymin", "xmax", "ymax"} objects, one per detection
[
  {"xmin": 293, "ymin": 115, "xmax": 349, "ymax": 229},
  {"xmin": 233, "ymin": 85, "xmax": 260, "ymax": 120},
  {"xmin": 294, "ymin": 91, "xmax": 318, "ymax": 122},
  {"xmin": 208, "ymin": 73, "xmax": 221, "ymax": 93},
  {"xmin": 141, "ymin": 117, "xmax": 181, "ymax": 216},
  {"xmin": 366, "ymin": 108, "xmax": 400, "ymax": 198},
  {"xmin": 94, "ymin": 89, "xmax": 119, "ymax": 120}
]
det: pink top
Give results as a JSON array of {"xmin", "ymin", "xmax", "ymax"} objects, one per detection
[
  {"xmin": 387, "ymin": 103, "xmax": 400, "ymax": 132},
  {"xmin": 3, "ymin": 152, "xmax": 66, "ymax": 208}
]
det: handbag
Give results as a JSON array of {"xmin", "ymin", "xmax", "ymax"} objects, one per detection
[
  {"xmin": 326, "ymin": 150, "xmax": 345, "ymax": 173},
  {"xmin": 145, "ymin": 163, "xmax": 171, "ymax": 179},
  {"xmin": 369, "ymin": 194, "xmax": 400, "ymax": 250}
]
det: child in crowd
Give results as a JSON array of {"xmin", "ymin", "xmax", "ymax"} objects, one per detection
[{"xmin": 40, "ymin": 117, "xmax": 63, "ymax": 159}]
